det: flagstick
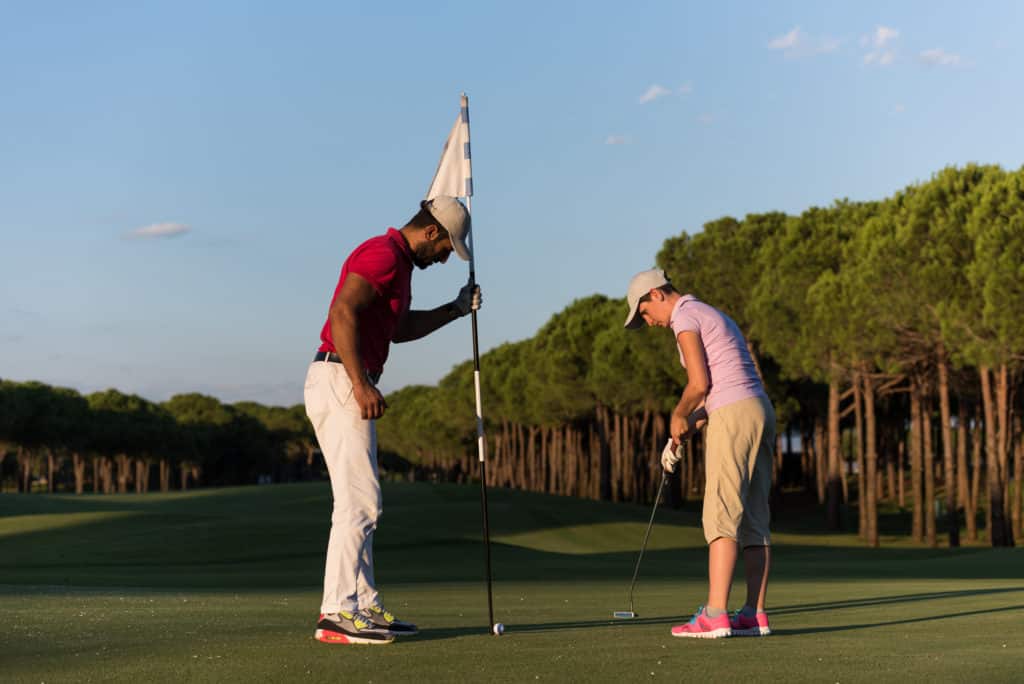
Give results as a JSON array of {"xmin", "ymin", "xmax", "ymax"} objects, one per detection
[
  {"xmin": 469, "ymin": 229, "xmax": 495, "ymax": 634},
  {"xmin": 463, "ymin": 96, "xmax": 495, "ymax": 633}
]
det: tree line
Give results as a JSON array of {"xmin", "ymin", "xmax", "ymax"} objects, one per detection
[
  {"xmin": 375, "ymin": 163, "xmax": 1024, "ymax": 548},
  {"xmin": 0, "ymin": 384, "xmax": 319, "ymax": 493},
  {"xmin": 3, "ymin": 164, "xmax": 1021, "ymax": 550}
]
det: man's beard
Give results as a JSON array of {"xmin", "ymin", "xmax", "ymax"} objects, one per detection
[
  {"xmin": 412, "ymin": 242, "xmax": 439, "ymax": 269},
  {"xmin": 412, "ymin": 248, "xmax": 432, "ymax": 270}
]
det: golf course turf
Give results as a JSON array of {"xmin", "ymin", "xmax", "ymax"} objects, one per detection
[{"xmin": 2, "ymin": 481, "xmax": 1021, "ymax": 682}]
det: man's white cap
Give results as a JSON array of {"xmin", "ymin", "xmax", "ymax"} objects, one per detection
[
  {"xmin": 624, "ymin": 268, "xmax": 671, "ymax": 329},
  {"xmin": 422, "ymin": 196, "xmax": 472, "ymax": 261}
]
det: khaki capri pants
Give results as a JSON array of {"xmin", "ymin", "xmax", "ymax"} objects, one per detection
[{"xmin": 701, "ymin": 395, "xmax": 776, "ymax": 548}]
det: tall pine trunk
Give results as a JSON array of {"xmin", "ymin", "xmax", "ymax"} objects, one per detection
[
  {"xmin": 159, "ymin": 459, "xmax": 171, "ymax": 492},
  {"xmin": 597, "ymin": 405, "xmax": 612, "ymax": 501},
  {"xmin": 910, "ymin": 379, "xmax": 924, "ymax": 542},
  {"xmin": 1013, "ymin": 428, "xmax": 1023, "ymax": 541},
  {"xmin": 980, "ymin": 366, "xmax": 1011, "ymax": 546},
  {"xmin": 995, "ymin": 365, "xmax": 1014, "ymax": 546},
  {"xmin": 18, "ymin": 447, "xmax": 34, "ymax": 493},
  {"xmin": 73, "ymin": 452, "xmax": 86, "ymax": 494},
  {"xmin": 863, "ymin": 373, "xmax": 879, "ymax": 547},
  {"xmin": 853, "ymin": 371, "xmax": 865, "ymax": 538},
  {"xmin": 814, "ymin": 420, "xmax": 827, "ymax": 505},
  {"xmin": 1012, "ymin": 420, "xmax": 1023, "ymax": 540},
  {"xmin": 134, "ymin": 459, "xmax": 149, "ymax": 493},
  {"xmin": 898, "ymin": 439, "xmax": 906, "ymax": 509},
  {"xmin": 971, "ymin": 423, "xmax": 983, "ymax": 542},
  {"xmin": 957, "ymin": 402, "xmax": 976, "ymax": 542},
  {"xmin": 102, "ymin": 457, "xmax": 114, "ymax": 493},
  {"xmin": 937, "ymin": 355, "xmax": 959, "ymax": 547},
  {"xmin": 18, "ymin": 448, "xmax": 32, "ymax": 491},
  {"xmin": 922, "ymin": 390, "xmax": 937, "ymax": 547},
  {"xmin": 47, "ymin": 448, "xmax": 56, "ymax": 493},
  {"xmin": 826, "ymin": 378, "xmax": 842, "ymax": 530},
  {"xmin": 115, "ymin": 454, "xmax": 131, "ymax": 493},
  {"xmin": 801, "ymin": 430, "xmax": 813, "ymax": 492},
  {"xmin": 885, "ymin": 432, "xmax": 897, "ymax": 502}
]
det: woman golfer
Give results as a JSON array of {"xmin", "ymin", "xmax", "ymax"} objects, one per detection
[{"xmin": 624, "ymin": 268, "xmax": 775, "ymax": 639}]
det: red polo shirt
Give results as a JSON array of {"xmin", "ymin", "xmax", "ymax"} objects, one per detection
[{"xmin": 318, "ymin": 228, "xmax": 413, "ymax": 375}]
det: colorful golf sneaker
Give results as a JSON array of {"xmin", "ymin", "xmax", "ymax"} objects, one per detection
[
  {"xmin": 730, "ymin": 608, "xmax": 771, "ymax": 636},
  {"xmin": 670, "ymin": 606, "xmax": 732, "ymax": 639},
  {"xmin": 314, "ymin": 611, "xmax": 395, "ymax": 645},
  {"xmin": 361, "ymin": 604, "xmax": 419, "ymax": 636}
]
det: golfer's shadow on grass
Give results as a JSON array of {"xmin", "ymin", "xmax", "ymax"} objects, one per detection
[
  {"xmin": 775, "ymin": 603, "xmax": 1024, "ymax": 636},
  {"xmin": 412, "ymin": 616, "xmax": 685, "ymax": 642},
  {"xmin": 773, "ymin": 587, "xmax": 1024, "ymax": 636},
  {"xmin": 771, "ymin": 586, "xmax": 1024, "ymax": 616},
  {"xmin": 414, "ymin": 588, "xmax": 1024, "ymax": 641}
]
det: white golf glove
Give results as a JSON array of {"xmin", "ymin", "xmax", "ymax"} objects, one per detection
[
  {"xmin": 452, "ymin": 283, "xmax": 482, "ymax": 317},
  {"xmin": 661, "ymin": 438, "xmax": 683, "ymax": 474}
]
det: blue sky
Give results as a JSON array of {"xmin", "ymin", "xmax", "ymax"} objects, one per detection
[{"xmin": 2, "ymin": 1, "xmax": 1022, "ymax": 406}]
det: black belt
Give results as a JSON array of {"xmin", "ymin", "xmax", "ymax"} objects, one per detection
[{"xmin": 313, "ymin": 352, "xmax": 381, "ymax": 384}]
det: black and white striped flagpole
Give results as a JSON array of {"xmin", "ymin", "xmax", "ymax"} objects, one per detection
[{"xmin": 461, "ymin": 93, "xmax": 495, "ymax": 633}]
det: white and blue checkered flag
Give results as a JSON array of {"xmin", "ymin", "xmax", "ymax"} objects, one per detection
[{"xmin": 426, "ymin": 93, "xmax": 473, "ymax": 201}]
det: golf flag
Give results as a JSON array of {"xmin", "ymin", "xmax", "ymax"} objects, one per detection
[{"xmin": 426, "ymin": 94, "xmax": 473, "ymax": 200}]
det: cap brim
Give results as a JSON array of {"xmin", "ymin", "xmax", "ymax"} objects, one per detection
[
  {"xmin": 451, "ymin": 231, "xmax": 472, "ymax": 261},
  {"xmin": 624, "ymin": 301, "xmax": 644, "ymax": 329}
]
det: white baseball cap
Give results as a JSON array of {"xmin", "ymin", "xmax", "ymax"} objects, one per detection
[
  {"xmin": 624, "ymin": 268, "xmax": 671, "ymax": 329},
  {"xmin": 422, "ymin": 196, "xmax": 472, "ymax": 261}
]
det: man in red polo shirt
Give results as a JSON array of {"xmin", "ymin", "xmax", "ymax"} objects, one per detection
[{"xmin": 305, "ymin": 196, "xmax": 481, "ymax": 645}]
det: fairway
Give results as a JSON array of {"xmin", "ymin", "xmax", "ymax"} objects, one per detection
[{"xmin": 1, "ymin": 482, "xmax": 1022, "ymax": 683}]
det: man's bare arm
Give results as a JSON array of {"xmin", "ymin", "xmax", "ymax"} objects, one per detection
[
  {"xmin": 328, "ymin": 273, "xmax": 387, "ymax": 419},
  {"xmin": 392, "ymin": 283, "xmax": 480, "ymax": 343},
  {"xmin": 392, "ymin": 304, "xmax": 460, "ymax": 343}
]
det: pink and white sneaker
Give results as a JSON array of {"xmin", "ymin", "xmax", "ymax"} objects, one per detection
[
  {"xmin": 730, "ymin": 609, "xmax": 771, "ymax": 636},
  {"xmin": 670, "ymin": 606, "xmax": 732, "ymax": 639}
]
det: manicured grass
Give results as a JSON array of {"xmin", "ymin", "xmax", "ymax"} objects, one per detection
[{"xmin": 1, "ymin": 482, "xmax": 1022, "ymax": 683}]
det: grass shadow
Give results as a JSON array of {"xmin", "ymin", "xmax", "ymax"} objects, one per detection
[
  {"xmin": 778, "ymin": 603, "xmax": 1024, "ymax": 636},
  {"xmin": 773, "ymin": 586, "xmax": 1024, "ymax": 615},
  {"xmin": 413, "ymin": 589, "xmax": 1024, "ymax": 641},
  {"xmin": 2, "ymin": 482, "xmax": 1022, "ymax": 590}
]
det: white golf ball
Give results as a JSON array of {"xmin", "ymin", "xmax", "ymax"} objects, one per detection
[{"xmin": 492, "ymin": 622, "xmax": 505, "ymax": 635}]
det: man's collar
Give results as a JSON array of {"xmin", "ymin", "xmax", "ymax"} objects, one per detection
[{"xmin": 386, "ymin": 227, "xmax": 413, "ymax": 263}]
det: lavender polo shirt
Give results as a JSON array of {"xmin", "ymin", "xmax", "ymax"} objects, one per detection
[{"xmin": 670, "ymin": 295, "xmax": 767, "ymax": 414}]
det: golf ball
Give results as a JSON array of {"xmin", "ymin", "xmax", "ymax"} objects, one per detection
[{"xmin": 492, "ymin": 622, "xmax": 505, "ymax": 636}]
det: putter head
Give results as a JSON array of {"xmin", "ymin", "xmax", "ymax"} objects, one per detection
[{"xmin": 613, "ymin": 610, "xmax": 637, "ymax": 619}]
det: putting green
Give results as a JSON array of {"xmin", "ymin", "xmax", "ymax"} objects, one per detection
[{"xmin": 1, "ymin": 482, "xmax": 1021, "ymax": 682}]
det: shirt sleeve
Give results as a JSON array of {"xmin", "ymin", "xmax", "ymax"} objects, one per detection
[
  {"xmin": 671, "ymin": 308, "xmax": 701, "ymax": 336},
  {"xmin": 347, "ymin": 242, "xmax": 399, "ymax": 295}
]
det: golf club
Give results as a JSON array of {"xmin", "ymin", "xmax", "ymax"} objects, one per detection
[{"xmin": 613, "ymin": 467, "xmax": 671, "ymax": 619}]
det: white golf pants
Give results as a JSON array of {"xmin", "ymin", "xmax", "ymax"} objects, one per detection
[{"xmin": 304, "ymin": 360, "xmax": 381, "ymax": 614}]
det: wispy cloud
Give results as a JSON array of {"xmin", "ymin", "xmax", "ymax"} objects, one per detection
[
  {"xmin": 605, "ymin": 135, "xmax": 629, "ymax": 145},
  {"xmin": 697, "ymin": 113, "xmax": 714, "ymax": 126},
  {"xmin": 769, "ymin": 26, "xmax": 802, "ymax": 51},
  {"xmin": 124, "ymin": 222, "xmax": 191, "ymax": 239},
  {"xmin": 678, "ymin": 82, "xmax": 693, "ymax": 95},
  {"xmin": 768, "ymin": 26, "xmax": 840, "ymax": 57},
  {"xmin": 919, "ymin": 48, "xmax": 961, "ymax": 66},
  {"xmin": 894, "ymin": 103, "xmax": 906, "ymax": 113},
  {"xmin": 862, "ymin": 25, "xmax": 899, "ymax": 66},
  {"xmin": 638, "ymin": 84, "xmax": 671, "ymax": 104},
  {"xmin": 872, "ymin": 26, "xmax": 899, "ymax": 47},
  {"xmin": 863, "ymin": 51, "xmax": 894, "ymax": 66}
]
